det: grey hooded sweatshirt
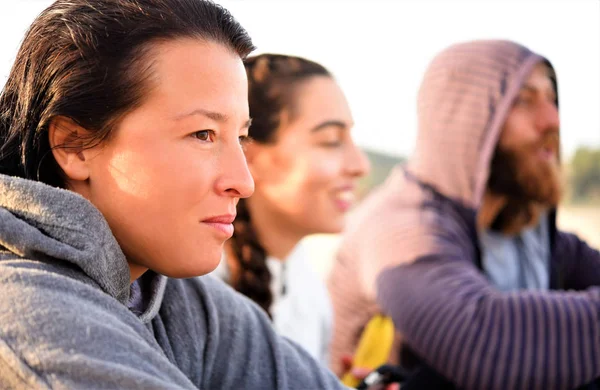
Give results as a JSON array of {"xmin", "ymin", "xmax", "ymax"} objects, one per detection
[{"xmin": 0, "ymin": 173, "xmax": 347, "ymax": 389}]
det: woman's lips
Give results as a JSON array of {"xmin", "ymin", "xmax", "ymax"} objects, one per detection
[
  {"xmin": 202, "ymin": 214, "xmax": 236, "ymax": 237},
  {"xmin": 333, "ymin": 188, "xmax": 355, "ymax": 212}
]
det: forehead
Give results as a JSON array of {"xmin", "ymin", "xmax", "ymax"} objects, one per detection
[
  {"xmin": 290, "ymin": 76, "xmax": 352, "ymax": 120},
  {"xmin": 145, "ymin": 38, "xmax": 249, "ymax": 118},
  {"xmin": 521, "ymin": 62, "xmax": 556, "ymax": 92}
]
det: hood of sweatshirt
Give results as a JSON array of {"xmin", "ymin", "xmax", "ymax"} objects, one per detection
[
  {"xmin": 408, "ymin": 40, "xmax": 554, "ymax": 209},
  {"xmin": 0, "ymin": 173, "xmax": 166, "ymax": 322}
]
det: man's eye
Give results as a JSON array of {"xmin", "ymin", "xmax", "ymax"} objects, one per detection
[
  {"xmin": 319, "ymin": 141, "xmax": 343, "ymax": 148},
  {"xmin": 515, "ymin": 96, "xmax": 533, "ymax": 107}
]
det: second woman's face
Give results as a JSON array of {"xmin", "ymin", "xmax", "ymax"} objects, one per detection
[
  {"xmin": 250, "ymin": 76, "xmax": 370, "ymax": 235},
  {"xmin": 78, "ymin": 39, "xmax": 254, "ymax": 279}
]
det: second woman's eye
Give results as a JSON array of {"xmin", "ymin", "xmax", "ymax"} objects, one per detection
[
  {"xmin": 315, "ymin": 128, "xmax": 344, "ymax": 148},
  {"xmin": 193, "ymin": 130, "xmax": 215, "ymax": 142},
  {"xmin": 239, "ymin": 135, "xmax": 253, "ymax": 149},
  {"xmin": 317, "ymin": 134, "xmax": 343, "ymax": 148}
]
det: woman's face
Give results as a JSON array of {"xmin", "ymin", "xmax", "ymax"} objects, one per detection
[
  {"xmin": 249, "ymin": 76, "xmax": 370, "ymax": 235},
  {"xmin": 72, "ymin": 39, "xmax": 254, "ymax": 279}
]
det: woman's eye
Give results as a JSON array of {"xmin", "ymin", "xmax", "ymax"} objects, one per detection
[
  {"xmin": 193, "ymin": 130, "xmax": 214, "ymax": 142},
  {"xmin": 315, "ymin": 128, "xmax": 344, "ymax": 148}
]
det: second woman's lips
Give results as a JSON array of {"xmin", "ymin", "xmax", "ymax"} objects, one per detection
[{"xmin": 333, "ymin": 186, "xmax": 356, "ymax": 212}]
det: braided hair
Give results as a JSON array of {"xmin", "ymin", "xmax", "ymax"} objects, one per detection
[{"xmin": 229, "ymin": 54, "xmax": 330, "ymax": 317}]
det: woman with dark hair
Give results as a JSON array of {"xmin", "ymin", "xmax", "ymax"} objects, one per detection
[
  {"xmin": 215, "ymin": 54, "xmax": 370, "ymax": 364},
  {"xmin": 0, "ymin": 1, "xmax": 349, "ymax": 388}
]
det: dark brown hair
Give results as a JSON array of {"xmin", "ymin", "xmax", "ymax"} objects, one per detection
[
  {"xmin": 229, "ymin": 54, "xmax": 330, "ymax": 316},
  {"xmin": 0, "ymin": 0, "xmax": 254, "ymax": 188}
]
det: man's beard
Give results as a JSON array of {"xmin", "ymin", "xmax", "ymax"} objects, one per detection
[{"xmin": 487, "ymin": 132, "xmax": 562, "ymax": 232}]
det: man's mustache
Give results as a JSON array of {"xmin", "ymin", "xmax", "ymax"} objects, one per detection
[{"xmin": 531, "ymin": 128, "xmax": 560, "ymax": 154}]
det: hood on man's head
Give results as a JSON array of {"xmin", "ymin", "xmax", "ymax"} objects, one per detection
[{"xmin": 408, "ymin": 40, "xmax": 556, "ymax": 210}]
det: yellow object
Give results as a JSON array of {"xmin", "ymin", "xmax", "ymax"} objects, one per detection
[{"xmin": 341, "ymin": 314, "xmax": 395, "ymax": 388}]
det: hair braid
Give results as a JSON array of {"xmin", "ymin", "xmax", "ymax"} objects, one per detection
[
  {"xmin": 229, "ymin": 198, "xmax": 273, "ymax": 316},
  {"xmin": 228, "ymin": 53, "xmax": 330, "ymax": 318}
]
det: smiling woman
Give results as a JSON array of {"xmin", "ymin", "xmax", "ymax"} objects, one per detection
[
  {"xmin": 214, "ymin": 53, "xmax": 370, "ymax": 365},
  {"xmin": 0, "ymin": 1, "xmax": 348, "ymax": 388}
]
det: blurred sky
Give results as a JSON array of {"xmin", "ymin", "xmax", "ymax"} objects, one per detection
[{"xmin": 1, "ymin": 0, "xmax": 598, "ymax": 160}]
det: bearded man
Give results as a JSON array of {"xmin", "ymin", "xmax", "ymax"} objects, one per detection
[{"xmin": 328, "ymin": 40, "xmax": 600, "ymax": 390}]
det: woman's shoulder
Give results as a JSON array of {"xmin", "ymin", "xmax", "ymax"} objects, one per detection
[
  {"xmin": 0, "ymin": 257, "xmax": 137, "ymax": 331},
  {"xmin": 164, "ymin": 275, "xmax": 345, "ymax": 389},
  {"xmin": 0, "ymin": 259, "xmax": 196, "ymax": 389},
  {"xmin": 0, "ymin": 257, "xmax": 110, "ymax": 300}
]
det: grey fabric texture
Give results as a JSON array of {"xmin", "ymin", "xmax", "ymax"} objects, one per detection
[{"xmin": 0, "ymin": 174, "xmax": 346, "ymax": 389}]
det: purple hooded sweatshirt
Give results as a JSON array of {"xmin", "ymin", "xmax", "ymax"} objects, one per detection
[{"xmin": 328, "ymin": 40, "xmax": 600, "ymax": 390}]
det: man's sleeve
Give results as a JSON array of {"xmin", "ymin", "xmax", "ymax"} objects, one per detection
[
  {"xmin": 377, "ymin": 239, "xmax": 600, "ymax": 390},
  {"xmin": 556, "ymin": 231, "xmax": 600, "ymax": 289},
  {"xmin": 327, "ymin": 246, "xmax": 381, "ymax": 376}
]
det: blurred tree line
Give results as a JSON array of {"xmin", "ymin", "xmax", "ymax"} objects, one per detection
[
  {"xmin": 569, "ymin": 146, "xmax": 600, "ymax": 204},
  {"xmin": 359, "ymin": 146, "xmax": 600, "ymax": 205},
  {"xmin": 357, "ymin": 150, "xmax": 405, "ymax": 199}
]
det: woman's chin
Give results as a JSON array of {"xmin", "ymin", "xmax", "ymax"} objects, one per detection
[
  {"xmin": 155, "ymin": 254, "xmax": 222, "ymax": 279},
  {"xmin": 313, "ymin": 220, "xmax": 345, "ymax": 235}
]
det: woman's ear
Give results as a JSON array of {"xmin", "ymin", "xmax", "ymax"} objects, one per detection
[{"xmin": 48, "ymin": 116, "xmax": 92, "ymax": 182}]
